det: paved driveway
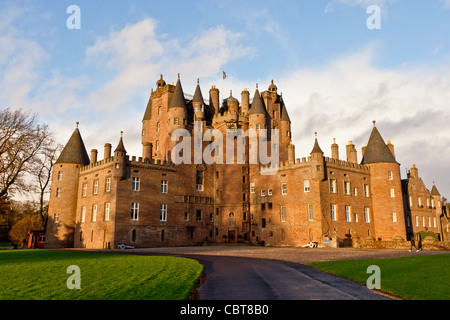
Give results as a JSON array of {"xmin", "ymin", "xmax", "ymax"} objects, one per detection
[{"xmin": 107, "ymin": 246, "xmax": 448, "ymax": 300}]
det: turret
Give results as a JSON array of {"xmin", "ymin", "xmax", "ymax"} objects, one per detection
[
  {"xmin": 279, "ymin": 96, "xmax": 291, "ymax": 147},
  {"xmin": 45, "ymin": 123, "xmax": 90, "ymax": 248},
  {"xmin": 310, "ymin": 133, "xmax": 325, "ymax": 181},
  {"xmin": 361, "ymin": 121, "xmax": 405, "ymax": 240},
  {"xmin": 113, "ymin": 132, "xmax": 127, "ymax": 180},
  {"xmin": 168, "ymin": 74, "xmax": 187, "ymax": 135},
  {"xmin": 193, "ymin": 79, "xmax": 205, "ymax": 122},
  {"xmin": 249, "ymin": 85, "xmax": 267, "ymax": 131}
]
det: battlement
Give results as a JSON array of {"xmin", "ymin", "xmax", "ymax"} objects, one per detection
[
  {"xmin": 325, "ymin": 157, "xmax": 370, "ymax": 172},
  {"xmin": 79, "ymin": 155, "xmax": 176, "ymax": 174},
  {"xmin": 212, "ymin": 110, "xmax": 249, "ymax": 125}
]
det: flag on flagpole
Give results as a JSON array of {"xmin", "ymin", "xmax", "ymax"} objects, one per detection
[{"xmin": 223, "ymin": 71, "xmax": 227, "ymax": 79}]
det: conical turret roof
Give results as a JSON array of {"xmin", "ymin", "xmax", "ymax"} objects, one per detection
[
  {"xmin": 361, "ymin": 123, "xmax": 397, "ymax": 165},
  {"xmin": 310, "ymin": 134, "xmax": 324, "ymax": 154},
  {"xmin": 56, "ymin": 127, "xmax": 90, "ymax": 165},
  {"xmin": 142, "ymin": 94, "xmax": 152, "ymax": 121},
  {"xmin": 249, "ymin": 87, "xmax": 266, "ymax": 115},
  {"xmin": 431, "ymin": 184, "xmax": 440, "ymax": 196},
  {"xmin": 280, "ymin": 98, "xmax": 291, "ymax": 122},
  {"xmin": 193, "ymin": 80, "xmax": 204, "ymax": 104},
  {"xmin": 169, "ymin": 76, "xmax": 186, "ymax": 109},
  {"xmin": 114, "ymin": 132, "xmax": 127, "ymax": 153}
]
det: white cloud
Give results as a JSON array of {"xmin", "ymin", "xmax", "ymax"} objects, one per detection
[{"xmin": 276, "ymin": 46, "xmax": 450, "ymax": 196}]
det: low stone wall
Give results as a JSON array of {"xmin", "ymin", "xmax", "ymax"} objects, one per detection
[{"xmin": 353, "ymin": 236, "xmax": 450, "ymax": 250}]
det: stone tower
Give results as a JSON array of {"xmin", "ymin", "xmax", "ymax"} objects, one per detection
[
  {"xmin": 361, "ymin": 121, "xmax": 406, "ymax": 240},
  {"xmin": 45, "ymin": 125, "xmax": 90, "ymax": 248}
]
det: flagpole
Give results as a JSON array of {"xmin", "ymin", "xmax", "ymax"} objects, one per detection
[{"xmin": 221, "ymin": 70, "xmax": 224, "ymax": 108}]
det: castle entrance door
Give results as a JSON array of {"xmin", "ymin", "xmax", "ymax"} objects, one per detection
[{"xmin": 228, "ymin": 230, "xmax": 236, "ymax": 244}]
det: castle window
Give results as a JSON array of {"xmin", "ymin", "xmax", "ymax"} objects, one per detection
[
  {"xmin": 174, "ymin": 118, "xmax": 179, "ymax": 125},
  {"xmin": 161, "ymin": 180, "xmax": 168, "ymax": 194},
  {"xmin": 330, "ymin": 204, "xmax": 337, "ymax": 221},
  {"xmin": 132, "ymin": 177, "xmax": 140, "ymax": 191},
  {"xmin": 344, "ymin": 181, "xmax": 350, "ymax": 195},
  {"xmin": 142, "ymin": 129, "xmax": 146, "ymax": 136},
  {"xmin": 210, "ymin": 213, "xmax": 214, "ymax": 222},
  {"xmin": 431, "ymin": 199, "xmax": 435, "ymax": 208},
  {"xmin": 353, "ymin": 187, "xmax": 358, "ymax": 196},
  {"xmin": 156, "ymin": 140, "xmax": 160, "ymax": 151},
  {"xmin": 304, "ymin": 180, "xmax": 310, "ymax": 193},
  {"xmin": 262, "ymin": 218, "xmax": 266, "ymax": 228},
  {"xmin": 281, "ymin": 206, "xmax": 286, "ymax": 222},
  {"xmin": 81, "ymin": 206, "xmax": 86, "ymax": 223},
  {"xmin": 390, "ymin": 188, "xmax": 395, "ymax": 198},
  {"xmin": 415, "ymin": 216, "xmax": 419, "ymax": 227},
  {"xmin": 422, "ymin": 216, "xmax": 425, "ymax": 227},
  {"xmin": 307, "ymin": 204, "xmax": 314, "ymax": 221},
  {"xmin": 388, "ymin": 171, "xmax": 393, "ymax": 180},
  {"xmin": 418, "ymin": 197, "xmax": 422, "ymax": 207},
  {"xmin": 281, "ymin": 183, "xmax": 287, "ymax": 195},
  {"xmin": 157, "ymin": 122, "xmax": 160, "ymax": 133},
  {"xmin": 329, "ymin": 179, "xmax": 337, "ymax": 194},
  {"xmin": 158, "ymin": 106, "xmax": 161, "ymax": 116},
  {"xmin": 268, "ymin": 188, "xmax": 273, "ymax": 196},
  {"xmin": 261, "ymin": 203, "xmax": 266, "ymax": 211},
  {"xmin": 427, "ymin": 198, "xmax": 430, "ymax": 208},
  {"xmin": 131, "ymin": 203, "xmax": 139, "ymax": 221},
  {"xmin": 434, "ymin": 217, "xmax": 437, "ymax": 228},
  {"xmin": 364, "ymin": 184, "xmax": 370, "ymax": 197},
  {"xmin": 196, "ymin": 171, "xmax": 204, "ymax": 191},
  {"xmin": 83, "ymin": 184, "xmax": 87, "ymax": 197},
  {"xmin": 92, "ymin": 205, "xmax": 97, "ymax": 222},
  {"xmin": 160, "ymin": 204, "xmax": 167, "ymax": 222},
  {"xmin": 58, "ymin": 171, "xmax": 63, "ymax": 180},
  {"xmin": 93, "ymin": 180, "xmax": 99, "ymax": 195},
  {"xmin": 250, "ymin": 183, "xmax": 255, "ymax": 193},
  {"xmin": 364, "ymin": 207, "xmax": 370, "ymax": 223},
  {"xmin": 106, "ymin": 177, "xmax": 111, "ymax": 193},
  {"xmin": 345, "ymin": 206, "xmax": 351, "ymax": 222},
  {"xmin": 184, "ymin": 212, "xmax": 189, "ymax": 221},
  {"xmin": 54, "ymin": 213, "xmax": 59, "ymax": 225},
  {"xmin": 261, "ymin": 189, "xmax": 266, "ymax": 197},
  {"xmin": 256, "ymin": 124, "xmax": 261, "ymax": 131},
  {"xmin": 105, "ymin": 203, "xmax": 110, "ymax": 221},
  {"xmin": 354, "ymin": 213, "xmax": 358, "ymax": 223},
  {"xmin": 196, "ymin": 210, "xmax": 202, "ymax": 222},
  {"xmin": 56, "ymin": 188, "xmax": 61, "ymax": 198},
  {"xmin": 392, "ymin": 212, "xmax": 397, "ymax": 222}
]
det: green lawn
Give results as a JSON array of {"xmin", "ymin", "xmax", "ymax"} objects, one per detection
[
  {"xmin": 0, "ymin": 250, "xmax": 204, "ymax": 300},
  {"xmin": 306, "ymin": 254, "xmax": 450, "ymax": 300}
]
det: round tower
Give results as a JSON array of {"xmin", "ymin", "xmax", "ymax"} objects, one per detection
[
  {"xmin": 113, "ymin": 132, "xmax": 127, "ymax": 181},
  {"xmin": 310, "ymin": 133, "xmax": 325, "ymax": 181},
  {"xmin": 45, "ymin": 124, "xmax": 90, "ymax": 248},
  {"xmin": 193, "ymin": 79, "xmax": 205, "ymax": 122},
  {"xmin": 361, "ymin": 121, "xmax": 406, "ymax": 241}
]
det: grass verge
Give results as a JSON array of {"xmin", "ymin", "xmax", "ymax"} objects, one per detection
[
  {"xmin": 306, "ymin": 253, "xmax": 449, "ymax": 300},
  {"xmin": 0, "ymin": 250, "xmax": 204, "ymax": 300}
]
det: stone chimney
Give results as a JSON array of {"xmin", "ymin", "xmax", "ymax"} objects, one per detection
[
  {"xmin": 331, "ymin": 138, "xmax": 339, "ymax": 160},
  {"xmin": 90, "ymin": 149, "xmax": 98, "ymax": 164},
  {"xmin": 104, "ymin": 143, "xmax": 112, "ymax": 160},
  {"xmin": 346, "ymin": 141, "xmax": 357, "ymax": 164}
]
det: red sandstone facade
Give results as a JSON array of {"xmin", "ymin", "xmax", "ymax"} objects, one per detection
[{"xmin": 45, "ymin": 75, "xmax": 448, "ymax": 249}]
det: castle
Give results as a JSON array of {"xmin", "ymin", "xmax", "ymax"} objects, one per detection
[{"xmin": 45, "ymin": 75, "xmax": 448, "ymax": 249}]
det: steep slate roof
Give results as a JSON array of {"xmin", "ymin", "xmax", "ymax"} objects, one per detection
[
  {"xmin": 169, "ymin": 77, "xmax": 187, "ymax": 109},
  {"xmin": 310, "ymin": 135, "xmax": 324, "ymax": 154},
  {"xmin": 431, "ymin": 184, "xmax": 441, "ymax": 196},
  {"xmin": 142, "ymin": 95, "xmax": 152, "ymax": 121},
  {"xmin": 361, "ymin": 125, "xmax": 397, "ymax": 165},
  {"xmin": 193, "ymin": 80, "xmax": 204, "ymax": 103},
  {"xmin": 115, "ymin": 134, "xmax": 127, "ymax": 153},
  {"xmin": 248, "ymin": 88, "xmax": 266, "ymax": 115},
  {"xmin": 56, "ymin": 128, "xmax": 90, "ymax": 165},
  {"xmin": 280, "ymin": 98, "xmax": 291, "ymax": 122}
]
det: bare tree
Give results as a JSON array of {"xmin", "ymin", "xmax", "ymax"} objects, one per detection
[
  {"xmin": 0, "ymin": 108, "xmax": 51, "ymax": 200},
  {"xmin": 28, "ymin": 139, "xmax": 63, "ymax": 226}
]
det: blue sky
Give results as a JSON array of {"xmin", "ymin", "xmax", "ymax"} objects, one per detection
[{"xmin": 1, "ymin": 0, "xmax": 450, "ymax": 198}]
